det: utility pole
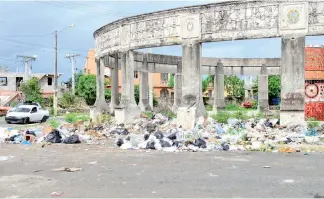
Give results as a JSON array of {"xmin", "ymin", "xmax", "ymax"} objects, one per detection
[
  {"xmin": 16, "ymin": 55, "xmax": 37, "ymax": 81},
  {"xmin": 54, "ymin": 30, "xmax": 58, "ymax": 116},
  {"xmin": 65, "ymin": 53, "xmax": 80, "ymax": 95}
]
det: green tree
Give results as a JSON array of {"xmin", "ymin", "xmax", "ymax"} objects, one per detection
[
  {"xmin": 66, "ymin": 70, "xmax": 83, "ymax": 95},
  {"xmin": 58, "ymin": 91, "xmax": 76, "ymax": 108},
  {"xmin": 77, "ymin": 74, "xmax": 96, "ymax": 105},
  {"xmin": 105, "ymin": 89, "xmax": 111, "ymax": 101},
  {"xmin": 268, "ymin": 75, "xmax": 281, "ymax": 99},
  {"xmin": 251, "ymin": 75, "xmax": 281, "ymax": 99},
  {"xmin": 20, "ymin": 77, "xmax": 44, "ymax": 105},
  {"xmin": 168, "ymin": 74, "xmax": 174, "ymax": 88},
  {"xmin": 224, "ymin": 76, "xmax": 244, "ymax": 97},
  {"xmin": 134, "ymin": 85, "xmax": 140, "ymax": 104}
]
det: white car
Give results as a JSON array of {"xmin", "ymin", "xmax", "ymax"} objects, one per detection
[{"xmin": 5, "ymin": 105, "xmax": 50, "ymax": 124}]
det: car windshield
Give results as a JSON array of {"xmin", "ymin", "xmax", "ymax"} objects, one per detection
[{"xmin": 14, "ymin": 107, "xmax": 30, "ymax": 113}]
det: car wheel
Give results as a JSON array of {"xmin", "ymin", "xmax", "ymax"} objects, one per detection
[
  {"xmin": 6, "ymin": 121, "xmax": 11, "ymax": 124},
  {"xmin": 24, "ymin": 118, "xmax": 29, "ymax": 124},
  {"xmin": 41, "ymin": 116, "xmax": 48, "ymax": 123}
]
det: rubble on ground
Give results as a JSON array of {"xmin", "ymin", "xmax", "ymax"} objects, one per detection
[{"xmin": 0, "ymin": 112, "xmax": 323, "ymax": 153}]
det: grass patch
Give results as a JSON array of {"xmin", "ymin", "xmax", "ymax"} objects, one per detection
[
  {"xmin": 47, "ymin": 119, "xmax": 60, "ymax": 129},
  {"xmin": 142, "ymin": 112, "xmax": 153, "ymax": 119},
  {"xmin": 205, "ymin": 104, "xmax": 213, "ymax": 111},
  {"xmin": 65, "ymin": 113, "xmax": 90, "ymax": 124},
  {"xmin": 211, "ymin": 111, "xmax": 231, "ymax": 124}
]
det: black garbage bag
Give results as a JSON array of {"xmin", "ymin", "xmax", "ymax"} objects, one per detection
[
  {"xmin": 116, "ymin": 138, "xmax": 124, "ymax": 147},
  {"xmin": 63, "ymin": 135, "xmax": 81, "ymax": 144},
  {"xmin": 161, "ymin": 140, "xmax": 172, "ymax": 148},
  {"xmin": 26, "ymin": 131, "xmax": 36, "ymax": 137},
  {"xmin": 146, "ymin": 141, "xmax": 155, "ymax": 150},
  {"xmin": 45, "ymin": 130, "xmax": 62, "ymax": 143},
  {"xmin": 154, "ymin": 131, "xmax": 164, "ymax": 140},
  {"xmin": 109, "ymin": 130, "xmax": 119, "ymax": 135},
  {"xmin": 5, "ymin": 134, "xmax": 19, "ymax": 142},
  {"xmin": 121, "ymin": 129, "xmax": 129, "ymax": 135},
  {"xmin": 194, "ymin": 138, "xmax": 207, "ymax": 148},
  {"xmin": 221, "ymin": 142, "xmax": 229, "ymax": 151},
  {"xmin": 167, "ymin": 132, "xmax": 177, "ymax": 140},
  {"xmin": 144, "ymin": 134, "xmax": 150, "ymax": 141}
]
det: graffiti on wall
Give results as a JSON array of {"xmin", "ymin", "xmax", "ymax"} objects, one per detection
[{"xmin": 305, "ymin": 81, "xmax": 324, "ymax": 120}]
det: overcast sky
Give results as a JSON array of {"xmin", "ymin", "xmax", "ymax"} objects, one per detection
[{"xmin": 0, "ymin": 0, "xmax": 324, "ymax": 82}]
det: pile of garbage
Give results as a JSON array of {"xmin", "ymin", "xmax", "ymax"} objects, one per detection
[
  {"xmin": 0, "ymin": 113, "xmax": 323, "ymax": 153},
  {"xmin": 111, "ymin": 114, "xmax": 324, "ymax": 152}
]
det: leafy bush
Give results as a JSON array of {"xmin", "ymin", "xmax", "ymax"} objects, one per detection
[
  {"xmin": 142, "ymin": 112, "xmax": 153, "ymax": 119},
  {"xmin": 212, "ymin": 112, "xmax": 231, "ymax": 124},
  {"xmin": 10, "ymin": 101, "xmax": 18, "ymax": 107},
  {"xmin": 77, "ymin": 74, "xmax": 96, "ymax": 105},
  {"xmin": 47, "ymin": 119, "xmax": 60, "ymax": 129},
  {"xmin": 164, "ymin": 110, "xmax": 176, "ymax": 119},
  {"xmin": 59, "ymin": 91, "xmax": 76, "ymax": 109},
  {"xmin": 105, "ymin": 89, "xmax": 111, "ymax": 101},
  {"xmin": 20, "ymin": 77, "xmax": 44, "ymax": 106},
  {"xmin": 251, "ymin": 100, "xmax": 258, "ymax": 109},
  {"xmin": 226, "ymin": 104, "xmax": 240, "ymax": 111}
]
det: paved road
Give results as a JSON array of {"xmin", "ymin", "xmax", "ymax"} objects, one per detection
[
  {"xmin": 0, "ymin": 116, "xmax": 64, "ymax": 128},
  {"xmin": 0, "ymin": 144, "xmax": 324, "ymax": 198}
]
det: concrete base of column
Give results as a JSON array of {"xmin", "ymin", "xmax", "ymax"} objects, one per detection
[
  {"xmin": 115, "ymin": 104, "xmax": 141, "ymax": 124},
  {"xmin": 94, "ymin": 99, "xmax": 110, "ymax": 112},
  {"xmin": 213, "ymin": 99, "xmax": 225, "ymax": 112},
  {"xmin": 176, "ymin": 98, "xmax": 205, "ymax": 130},
  {"xmin": 90, "ymin": 105, "xmax": 108, "ymax": 123},
  {"xmin": 280, "ymin": 111, "xmax": 305, "ymax": 126},
  {"xmin": 258, "ymin": 99, "xmax": 269, "ymax": 112},
  {"xmin": 139, "ymin": 99, "xmax": 151, "ymax": 112}
]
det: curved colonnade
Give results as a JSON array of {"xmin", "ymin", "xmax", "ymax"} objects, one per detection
[{"xmin": 93, "ymin": 0, "xmax": 324, "ymax": 128}]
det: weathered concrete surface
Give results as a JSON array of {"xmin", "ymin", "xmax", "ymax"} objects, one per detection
[
  {"xmin": 258, "ymin": 64, "xmax": 269, "ymax": 112},
  {"xmin": 139, "ymin": 53, "xmax": 151, "ymax": 112},
  {"xmin": 1, "ymin": 144, "xmax": 324, "ymax": 198},
  {"xmin": 117, "ymin": 51, "xmax": 140, "ymax": 124},
  {"xmin": 94, "ymin": 1, "xmax": 324, "ymax": 55},
  {"xmin": 109, "ymin": 53, "xmax": 119, "ymax": 114},
  {"xmin": 177, "ymin": 40, "xmax": 205, "ymax": 130},
  {"xmin": 280, "ymin": 36, "xmax": 305, "ymax": 125},
  {"xmin": 213, "ymin": 62, "xmax": 225, "ymax": 111},
  {"xmin": 172, "ymin": 61, "xmax": 182, "ymax": 112}
]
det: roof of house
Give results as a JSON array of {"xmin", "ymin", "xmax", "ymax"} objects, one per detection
[{"xmin": 0, "ymin": 72, "xmax": 63, "ymax": 79}]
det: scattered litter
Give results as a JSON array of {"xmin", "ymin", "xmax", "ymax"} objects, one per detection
[
  {"xmin": 52, "ymin": 167, "xmax": 83, "ymax": 172},
  {"xmin": 282, "ymin": 179, "xmax": 295, "ymax": 184},
  {"xmin": 88, "ymin": 161, "xmax": 97, "ymax": 165},
  {"xmin": 208, "ymin": 173, "xmax": 218, "ymax": 177},
  {"xmin": 263, "ymin": 166, "xmax": 271, "ymax": 168}
]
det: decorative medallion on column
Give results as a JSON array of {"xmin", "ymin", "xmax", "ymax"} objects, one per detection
[
  {"xmin": 279, "ymin": 2, "xmax": 309, "ymax": 35},
  {"xmin": 181, "ymin": 14, "xmax": 201, "ymax": 39}
]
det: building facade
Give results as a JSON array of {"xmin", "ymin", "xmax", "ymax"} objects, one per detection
[
  {"xmin": 84, "ymin": 48, "xmax": 173, "ymax": 99},
  {"xmin": 0, "ymin": 72, "xmax": 63, "ymax": 106}
]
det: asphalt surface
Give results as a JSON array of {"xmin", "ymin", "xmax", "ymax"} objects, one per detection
[
  {"xmin": 0, "ymin": 116, "xmax": 64, "ymax": 128},
  {"xmin": 1, "ymin": 144, "xmax": 324, "ymax": 198}
]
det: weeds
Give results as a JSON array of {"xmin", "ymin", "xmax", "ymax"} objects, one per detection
[
  {"xmin": 47, "ymin": 119, "xmax": 60, "ymax": 129},
  {"xmin": 211, "ymin": 111, "xmax": 231, "ymax": 124},
  {"xmin": 65, "ymin": 113, "xmax": 90, "ymax": 124}
]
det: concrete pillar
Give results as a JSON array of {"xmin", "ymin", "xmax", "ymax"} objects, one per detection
[
  {"xmin": 258, "ymin": 64, "xmax": 269, "ymax": 112},
  {"xmin": 172, "ymin": 61, "xmax": 182, "ymax": 112},
  {"xmin": 115, "ymin": 51, "xmax": 140, "ymax": 124},
  {"xmin": 94, "ymin": 56, "xmax": 109, "ymax": 110},
  {"xmin": 213, "ymin": 62, "xmax": 225, "ymax": 111},
  {"xmin": 109, "ymin": 53, "xmax": 119, "ymax": 114},
  {"xmin": 177, "ymin": 40, "xmax": 205, "ymax": 130},
  {"xmin": 280, "ymin": 36, "xmax": 305, "ymax": 125},
  {"xmin": 139, "ymin": 53, "xmax": 151, "ymax": 111}
]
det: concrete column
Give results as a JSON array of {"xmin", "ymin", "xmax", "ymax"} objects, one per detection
[
  {"xmin": 213, "ymin": 62, "xmax": 226, "ymax": 111},
  {"xmin": 109, "ymin": 53, "xmax": 119, "ymax": 114},
  {"xmin": 280, "ymin": 36, "xmax": 305, "ymax": 125},
  {"xmin": 94, "ymin": 56, "xmax": 108, "ymax": 110},
  {"xmin": 177, "ymin": 40, "xmax": 205, "ymax": 130},
  {"xmin": 258, "ymin": 64, "xmax": 269, "ymax": 112},
  {"xmin": 139, "ymin": 53, "xmax": 151, "ymax": 111},
  {"xmin": 172, "ymin": 61, "xmax": 182, "ymax": 112},
  {"xmin": 115, "ymin": 51, "xmax": 140, "ymax": 124}
]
